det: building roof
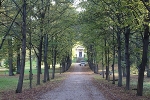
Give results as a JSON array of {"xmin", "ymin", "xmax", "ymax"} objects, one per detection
[{"xmin": 76, "ymin": 46, "xmax": 85, "ymax": 49}]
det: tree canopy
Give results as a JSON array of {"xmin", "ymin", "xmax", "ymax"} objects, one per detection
[{"xmin": 0, "ymin": 0, "xmax": 150, "ymax": 96}]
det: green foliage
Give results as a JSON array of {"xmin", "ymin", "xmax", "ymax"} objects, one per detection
[
  {"xmin": 130, "ymin": 64, "xmax": 138, "ymax": 75},
  {"xmin": 0, "ymin": 0, "xmax": 150, "ymax": 95}
]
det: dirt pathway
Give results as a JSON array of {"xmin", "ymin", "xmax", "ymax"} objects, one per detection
[{"xmin": 39, "ymin": 63, "xmax": 106, "ymax": 100}]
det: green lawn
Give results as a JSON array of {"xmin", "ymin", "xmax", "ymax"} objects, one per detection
[
  {"xmin": 0, "ymin": 61, "xmax": 62, "ymax": 92},
  {"xmin": 0, "ymin": 76, "xmax": 18, "ymax": 91},
  {"xmin": 0, "ymin": 70, "xmax": 8, "ymax": 75}
]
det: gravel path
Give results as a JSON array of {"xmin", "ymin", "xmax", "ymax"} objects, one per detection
[{"xmin": 39, "ymin": 63, "xmax": 106, "ymax": 100}]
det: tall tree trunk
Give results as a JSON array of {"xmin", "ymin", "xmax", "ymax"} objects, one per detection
[
  {"xmin": 137, "ymin": 25, "xmax": 149, "ymax": 96},
  {"xmin": 46, "ymin": 1, "xmax": 50, "ymax": 81},
  {"xmin": 136, "ymin": 36, "xmax": 141, "ymax": 73},
  {"xmin": 8, "ymin": 38, "xmax": 14, "ymax": 76},
  {"xmin": 16, "ymin": 45, "xmax": 20, "ymax": 74},
  {"xmin": 112, "ymin": 31, "xmax": 115, "ymax": 84},
  {"xmin": 37, "ymin": 4, "xmax": 46, "ymax": 78},
  {"xmin": 93, "ymin": 48, "xmax": 96, "ymax": 73},
  {"xmin": 122, "ymin": 67, "xmax": 126, "ymax": 77},
  {"xmin": 107, "ymin": 48, "xmax": 110, "ymax": 81},
  {"xmin": 147, "ymin": 57, "xmax": 150, "ymax": 77},
  {"xmin": 66, "ymin": 54, "xmax": 71, "ymax": 71},
  {"xmin": 47, "ymin": 65, "xmax": 50, "ymax": 81},
  {"xmin": 52, "ymin": 62, "xmax": 55, "ymax": 79},
  {"xmin": 87, "ymin": 45, "xmax": 93, "ymax": 70},
  {"xmin": 102, "ymin": 52, "xmax": 105, "ymax": 78},
  {"xmin": 29, "ymin": 36, "xmax": 32, "ymax": 89},
  {"xmin": 139, "ymin": 0, "xmax": 149, "ymax": 77},
  {"xmin": 37, "ymin": 36, "xmax": 43, "ymax": 85},
  {"xmin": 43, "ymin": 34, "xmax": 49, "ymax": 82},
  {"xmin": 66, "ymin": 55, "xmax": 69, "ymax": 71},
  {"xmin": 52, "ymin": 48, "xmax": 56, "ymax": 79},
  {"xmin": 16, "ymin": 0, "xmax": 26, "ymax": 93},
  {"xmin": 62, "ymin": 59, "xmax": 65, "ymax": 72},
  {"xmin": 105, "ymin": 39, "xmax": 109, "ymax": 80},
  {"xmin": 125, "ymin": 27, "xmax": 130, "ymax": 90},
  {"xmin": 117, "ymin": 28, "xmax": 122, "ymax": 87}
]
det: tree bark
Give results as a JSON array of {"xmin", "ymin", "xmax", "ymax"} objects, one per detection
[
  {"xmin": 136, "ymin": 36, "xmax": 141, "ymax": 72},
  {"xmin": 125, "ymin": 27, "xmax": 130, "ymax": 90},
  {"xmin": 16, "ymin": 0, "xmax": 26, "ymax": 93},
  {"xmin": 8, "ymin": 38, "xmax": 14, "ymax": 76},
  {"xmin": 16, "ymin": 45, "xmax": 20, "ymax": 74},
  {"xmin": 37, "ymin": 36, "xmax": 43, "ymax": 85},
  {"xmin": 87, "ymin": 45, "xmax": 94, "ymax": 70},
  {"xmin": 122, "ymin": 67, "xmax": 126, "ymax": 77},
  {"xmin": 62, "ymin": 59, "xmax": 65, "ymax": 72},
  {"xmin": 137, "ymin": 24, "xmax": 149, "ymax": 96},
  {"xmin": 52, "ymin": 48, "xmax": 56, "ymax": 79},
  {"xmin": 107, "ymin": 48, "xmax": 110, "ymax": 81},
  {"xmin": 29, "ymin": 30, "xmax": 32, "ymax": 89},
  {"xmin": 47, "ymin": 65, "xmax": 50, "ymax": 81},
  {"xmin": 43, "ymin": 34, "xmax": 49, "ymax": 82},
  {"xmin": 117, "ymin": 28, "xmax": 122, "ymax": 87},
  {"xmin": 102, "ymin": 52, "xmax": 105, "ymax": 78},
  {"xmin": 104, "ymin": 39, "xmax": 109, "ymax": 80},
  {"xmin": 112, "ymin": 31, "xmax": 115, "ymax": 84},
  {"xmin": 66, "ymin": 54, "xmax": 71, "ymax": 71}
]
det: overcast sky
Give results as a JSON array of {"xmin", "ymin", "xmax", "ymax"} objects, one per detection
[
  {"xmin": 73, "ymin": 0, "xmax": 81, "ymax": 7},
  {"xmin": 73, "ymin": 0, "xmax": 86, "ymax": 12}
]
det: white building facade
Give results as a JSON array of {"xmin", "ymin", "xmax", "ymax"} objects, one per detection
[{"xmin": 76, "ymin": 46, "xmax": 85, "ymax": 58}]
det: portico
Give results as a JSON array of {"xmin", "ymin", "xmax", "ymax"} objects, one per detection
[{"xmin": 76, "ymin": 46, "xmax": 85, "ymax": 58}]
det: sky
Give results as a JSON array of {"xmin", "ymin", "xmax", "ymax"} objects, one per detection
[
  {"xmin": 73, "ymin": 0, "xmax": 81, "ymax": 7},
  {"xmin": 51, "ymin": 0, "xmax": 85, "ymax": 12},
  {"xmin": 73, "ymin": 0, "xmax": 86, "ymax": 12}
]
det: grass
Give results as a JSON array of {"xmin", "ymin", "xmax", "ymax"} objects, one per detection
[
  {"xmin": 0, "ymin": 67, "xmax": 8, "ymax": 75},
  {"xmin": 97, "ymin": 64, "xmax": 150, "ymax": 97},
  {"xmin": 93, "ymin": 74, "xmax": 150, "ymax": 100},
  {"xmin": 0, "ymin": 73, "xmax": 66, "ymax": 100},
  {"xmin": 0, "ymin": 76, "xmax": 18, "ymax": 91},
  {"xmin": 95, "ymin": 71, "xmax": 150, "ymax": 99},
  {"xmin": 0, "ymin": 62, "xmax": 62, "ymax": 93}
]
